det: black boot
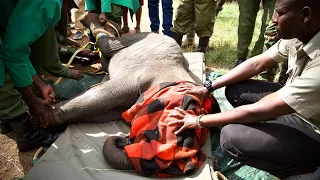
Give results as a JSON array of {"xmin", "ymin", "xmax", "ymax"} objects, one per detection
[
  {"xmin": 0, "ymin": 120, "xmax": 13, "ymax": 134},
  {"xmin": 169, "ymin": 31, "xmax": 183, "ymax": 46},
  {"xmin": 234, "ymin": 58, "xmax": 246, "ymax": 67},
  {"xmin": 9, "ymin": 113, "xmax": 60, "ymax": 152},
  {"xmin": 197, "ymin": 37, "xmax": 210, "ymax": 54}
]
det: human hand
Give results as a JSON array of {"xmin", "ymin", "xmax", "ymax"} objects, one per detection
[
  {"xmin": 28, "ymin": 96, "xmax": 56, "ymax": 128},
  {"xmin": 176, "ymin": 82, "xmax": 210, "ymax": 103},
  {"xmin": 39, "ymin": 84, "xmax": 56, "ymax": 104},
  {"xmin": 70, "ymin": 69, "xmax": 84, "ymax": 80},
  {"xmin": 168, "ymin": 107, "xmax": 198, "ymax": 134},
  {"xmin": 99, "ymin": 13, "xmax": 108, "ymax": 25},
  {"xmin": 18, "ymin": 86, "xmax": 56, "ymax": 128},
  {"xmin": 32, "ymin": 75, "xmax": 56, "ymax": 104}
]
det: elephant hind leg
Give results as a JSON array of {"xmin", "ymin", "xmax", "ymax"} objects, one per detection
[{"xmin": 103, "ymin": 136, "xmax": 134, "ymax": 170}]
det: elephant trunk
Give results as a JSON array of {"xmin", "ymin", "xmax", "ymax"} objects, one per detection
[{"xmin": 103, "ymin": 136, "xmax": 134, "ymax": 170}]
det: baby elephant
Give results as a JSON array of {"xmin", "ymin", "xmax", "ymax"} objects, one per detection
[{"xmin": 53, "ymin": 14, "xmax": 220, "ymax": 177}]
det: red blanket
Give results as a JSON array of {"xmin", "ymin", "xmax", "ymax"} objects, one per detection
[{"xmin": 122, "ymin": 82, "xmax": 220, "ymax": 177}]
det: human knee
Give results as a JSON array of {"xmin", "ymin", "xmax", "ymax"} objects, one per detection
[
  {"xmin": 220, "ymin": 124, "xmax": 244, "ymax": 159},
  {"xmin": 225, "ymin": 83, "xmax": 243, "ymax": 107}
]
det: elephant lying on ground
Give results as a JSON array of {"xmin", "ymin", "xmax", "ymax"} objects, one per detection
[{"xmin": 52, "ymin": 14, "xmax": 219, "ymax": 177}]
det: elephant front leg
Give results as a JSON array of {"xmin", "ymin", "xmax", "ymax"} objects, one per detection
[{"xmin": 53, "ymin": 78, "xmax": 140, "ymax": 125}]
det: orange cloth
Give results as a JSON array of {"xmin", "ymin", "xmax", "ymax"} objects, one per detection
[{"xmin": 122, "ymin": 82, "xmax": 220, "ymax": 177}]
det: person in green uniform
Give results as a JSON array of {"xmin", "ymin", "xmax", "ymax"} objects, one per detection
[
  {"xmin": 169, "ymin": 0, "xmax": 225, "ymax": 54},
  {"xmin": 0, "ymin": 0, "xmax": 74, "ymax": 152},
  {"xmin": 235, "ymin": 0, "xmax": 275, "ymax": 66},
  {"xmin": 85, "ymin": 0, "xmax": 140, "ymax": 27},
  {"xmin": 29, "ymin": 8, "xmax": 84, "ymax": 81}
]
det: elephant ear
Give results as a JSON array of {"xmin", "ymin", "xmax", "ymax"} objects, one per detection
[{"xmin": 103, "ymin": 136, "xmax": 134, "ymax": 170}]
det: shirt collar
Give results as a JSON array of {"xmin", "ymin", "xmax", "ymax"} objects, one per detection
[{"xmin": 302, "ymin": 31, "xmax": 320, "ymax": 60}]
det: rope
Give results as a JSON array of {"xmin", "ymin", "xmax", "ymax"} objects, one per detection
[
  {"xmin": 54, "ymin": 42, "xmax": 94, "ymax": 85},
  {"xmin": 207, "ymin": 156, "xmax": 228, "ymax": 180},
  {"xmin": 106, "ymin": 21, "xmax": 120, "ymax": 37}
]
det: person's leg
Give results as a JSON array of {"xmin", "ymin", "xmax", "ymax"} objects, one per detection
[
  {"xmin": 56, "ymin": 11, "xmax": 69, "ymax": 37},
  {"xmin": 220, "ymin": 116, "xmax": 320, "ymax": 178},
  {"xmin": 225, "ymin": 79, "xmax": 282, "ymax": 107},
  {"xmin": 181, "ymin": 24, "xmax": 196, "ymax": 48},
  {"xmin": 148, "ymin": 0, "xmax": 160, "ymax": 33},
  {"xmin": 161, "ymin": 0, "xmax": 173, "ymax": 35},
  {"xmin": 236, "ymin": 0, "xmax": 260, "ymax": 63},
  {"xmin": 73, "ymin": 0, "xmax": 85, "ymax": 30},
  {"xmin": 135, "ymin": 6, "xmax": 142, "ymax": 33},
  {"xmin": 170, "ymin": 0, "xmax": 195, "ymax": 45},
  {"xmin": 258, "ymin": 19, "xmax": 279, "ymax": 82},
  {"xmin": 223, "ymin": 79, "xmax": 320, "ymax": 178},
  {"xmin": 251, "ymin": 0, "xmax": 275, "ymax": 57},
  {"xmin": 194, "ymin": 0, "xmax": 217, "ymax": 53},
  {"xmin": 108, "ymin": 4, "xmax": 123, "ymax": 27},
  {"xmin": 251, "ymin": 0, "xmax": 276, "ymax": 57},
  {"xmin": 121, "ymin": 7, "xmax": 129, "ymax": 33}
]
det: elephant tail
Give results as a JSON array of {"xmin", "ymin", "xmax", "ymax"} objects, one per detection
[{"xmin": 103, "ymin": 136, "xmax": 134, "ymax": 170}]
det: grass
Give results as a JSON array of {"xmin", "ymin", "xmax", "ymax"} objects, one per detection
[{"xmin": 181, "ymin": 2, "xmax": 264, "ymax": 73}]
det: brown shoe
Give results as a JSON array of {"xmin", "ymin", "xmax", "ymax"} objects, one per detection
[
  {"xmin": 135, "ymin": 26, "xmax": 141, "ymax": 34},
  {"xmin": 121, "ymin": 25, "xmax": 129, "ymax": 34},
  {"xmin": 181, "ymin": 39, "xmax": 195, "ymax": 48}
]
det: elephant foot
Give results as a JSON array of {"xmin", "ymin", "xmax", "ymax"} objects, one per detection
[{"xmin": 103, "ymin": 136, "xmax": 134, "ymax": 170}]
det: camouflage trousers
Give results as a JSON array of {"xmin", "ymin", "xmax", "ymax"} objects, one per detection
[{"xmin": 259, "ymin": 20, "xmax": 288, "ymax": 85}]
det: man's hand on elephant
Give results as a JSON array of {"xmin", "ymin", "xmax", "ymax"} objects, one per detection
[
  {"xmin": 39, "ymin": 84, "xmax": 56, "ymax": 104},
  {"xmin": 32, "ymin": 75, "xmax": 56, "ymax": 104},
  {"xmin": 18, "ymin": 86, "xmax": 56, "ymax": 128},
  {"xmin": 70, "ymin": 69, "xmax": 84, "ymax": 80},
  {"xmin": 99, "ymin": 13, "xmax": 108, "ymax": 25},
  {"xmin": 168, "ymin": 107, "xmax": 198, "ymax": 134},
  {"xmin": 177, "ymin": 83, "xmax": 210, "ymax": 102},
  {"xmin": 29, "ymin": 97, "xmax": 56, "ymax": 128}
]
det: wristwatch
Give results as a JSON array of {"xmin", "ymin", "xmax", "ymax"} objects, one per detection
[{"xmin": 203, "ymin": 80, "xmax": 214, "ymax": 93}]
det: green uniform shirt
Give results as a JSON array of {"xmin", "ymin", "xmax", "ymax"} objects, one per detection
[
  {"xmin": 0, "ymin": 0, "xmax": 62, "ymax": 88},
  {"xmin": 85, "ymin": 0, "xmax": 140, "ymax": 14}
]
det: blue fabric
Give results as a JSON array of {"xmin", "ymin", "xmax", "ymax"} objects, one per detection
[{"xmin": 148, "ymin": 0, "xmax": 173, "ymax": 35}]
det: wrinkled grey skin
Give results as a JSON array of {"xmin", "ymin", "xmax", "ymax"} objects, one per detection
[{"xmin": 53, "ymin": 13, "xmax": 202, "ymax": 171}]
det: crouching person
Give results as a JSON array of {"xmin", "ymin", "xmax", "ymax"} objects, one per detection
[
  {"xmin": 0, "ymin": 0, "xmax": 76, "ymax": 152},
  {"xmin": 168, "ymin": 0, "xmax": 320, "ymax": 178}
]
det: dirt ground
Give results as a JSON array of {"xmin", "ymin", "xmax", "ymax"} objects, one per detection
[{"xmin": 0, "ymin": 3, "xmax": 181, "ymax": 180}]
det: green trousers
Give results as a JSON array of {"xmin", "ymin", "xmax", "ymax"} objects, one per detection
[
  {"xmin": 171, "ymin": 0, "xmax": 217, "ymax": 38},
  {"xmin": 237, "ymin": 0, "xmax": 275, "ymax": 59},
  {"xmin": 30, "ymin": 27, "xmax": 71, "ymax": 78},
  {"xmin": 0, "ymin": 74, "xmax": 28, "ymax": 120}
]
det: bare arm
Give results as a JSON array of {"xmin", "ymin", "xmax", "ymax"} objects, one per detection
[
  {"xmin": 212, "ymin": 52, "xmax": 277, "ymax": 90},
  {"xmin": 201, "ymin": 93, "xmax": 294, "ymax": 127},
  {"xmin": 169, "ymin": 92, "xmax": 295, "ymax": 134}
]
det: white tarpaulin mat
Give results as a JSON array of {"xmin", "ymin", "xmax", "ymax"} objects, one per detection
[{"xmin": 24, "ymin": 52, "xmax": 216, "ymax": 180}]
